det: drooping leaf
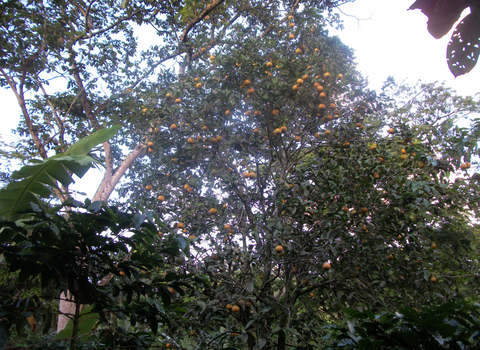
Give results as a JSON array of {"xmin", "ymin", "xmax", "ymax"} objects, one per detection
[
  {"xmin": 447, "ymin": 9, "xmax": 480, "ymax": 77},
  {"xmin": 64, "ymin": 125, "xmax": 121, "ymax": 156}
]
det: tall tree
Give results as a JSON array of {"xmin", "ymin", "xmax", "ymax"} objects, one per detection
[
  {"xmin": 0, "ymin": 0, "xmax": 349, "ymax": 332},
  {"xmin": 116, "ymin": 14, "xmax": 480, "ymax": 349}
]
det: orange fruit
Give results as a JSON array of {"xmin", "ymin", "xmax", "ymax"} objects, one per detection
[
  {"xmin": 289, "ymin": 22, "xmax": 294, "ymax": 28},
  {"xmin": 280, "ymin": 126, "xmax": 287, "ymax": 132},
  {"xmin": 319, "ymin": 92, "xmax": 326, "ymax": 98},
  {"xmin": 169, "ymin": 287, "xmax": 175, "ymax": 294},
  {"xmin": 166, "ymin": 93, "xmax": 172, "ymax": 98},
  {"xmin": 361, "ymin": 207, "xmax": 368, "ymax": 214},
  {"xmin": 297, "ymin": 78, "xmax": 304, "ymax": 85},
  {"xmin": 170, "ymin": 123, "xmax": 178, "ymax": 130},
  {"xmin": 157, "ymin": 195, "xmax": 165, "ymax": 201},
  {"xmin": 119, "ymin": 271, "xmax": 126, "ymax": 276},
  {"xmin": 145, "ymin": 185, "xmax": 153, "ymax": 191},
  {"xmin": 247, "ymin": 88, "xmax": 254, "ymax": 94},
  {"xmin": 224, "ymin": 224, "xmax": 231, "ymax": 230},
  {"xmin": 316, "ymin": 85, "xmax": 324, "ymax": 92},
  {"xmin": 318, "ymin": 103, "xmax": 326, "ymax": 110},
  {"xmin": 275, "ymin": 245, "xmax": 284, "ymax": 253},
  {"xmin": 388, "ymin": 128, "xmax": 395, "ymax": 134},
  {"xmin": 266, "ymin": 62, "xmax": 273, "ymax": 67},
  {"xmin": 189, "ymin": 235, "xmax": 196, "ymax": 239},
  {"xmin": 337, "ymin": 73, "xmax": 343, "ymax": 79},
  {"xmin": 249, "ymin": 171, "xmax": 256, "ymax": 178},
  {"xmin": 418, "ymin": 161, "xmax": 425, "ymax": 168},
  {"xmin": 274, "ymin": 128, "xmax": 282, "ymax": 134},
  {"xmin": 148, "ymin": 148, "xmax": 154, "ymax": 153},
  {"xmin": 196, "ymin": 82, "xmax": 202, "ymax": 88},
  {"xmin": 322, "ymin": 263, "xmax": 331, "ymax": 270},
  {"xmin": 231, "ymin": 305, "xmax": 240, "ymax": 312},
  {"xmin": 330, "ymin": 103, "xmax": 336, "ymax": 109},
  {"xmin": 343, "ymin": 142, "xmax": 350, "ymax": 147},
  {"xmin": 253, "ymin": 128, "xmax": 260, "ymax": 134},
  {"xmin": 147, "ymin": 141, "xmax": 154, "ymax": 147},
  {"xmin": 430, "ymin": 276, "xmax": 437, "ymax": 283},
  {"xmin": 401, "ymin": 149, "xmax": 407, "ymax": 154},
  {"xmin": 201, "ymin": 125, "xmax": 208, "ymax": 131},
  {"xmin": 324, "ymin": 72, "xmax": 330, "ymax": 78},
  {"xmin": 387, "ymin": 254, "xmax": 394, "ymax": 260},
  {"xmin": 226, "ymin": 304, "xmax": 233, "ymax": 310},
  {"xmin": 431, "ymin": 243, "xmax": 437, "ymax": 249},
  {"xmin": 177, "ymin": 222, "xmax": 185, "ymax": 229},
  {"xmin": 295, "ymin": 48, "xmax": 302, "ymax": 54},
  {"xmin": 254, "ymin": 110, "xmax": 261, "ymax": 116},
  {"xmin": 225, "ymin": 110, "xmax": 232, "ymax": 116},
  {"xmin": 292, "ymin": 84, "xmax": 299, "ymax": 91},
  {"xmin": 272, "ymin": 109, "xmax": 279, "ymax": 115},
  {"xmin": 209, "ymin": 208, "xmax": 218, "ymax": 214},
  {"xmin": 294, "ymin": 135, "xmax": 301, "ymax": 142},
  {"xmin": 303, "ymin": 74, "xmax": 309, "ymax": 80},
  {"xmin": 288, "ymin": 34, "xmax": 295, "ymax": 39},
  {"xmin": 244, "ymin": 79, "xmax": 251, "ymax": 85},
  {"xmin": 175, "ymin": 98, "xmax": 181, "ymax": 104},
  {"xmin": 325, "ymin": 130, "xmax": 331, "ymax": 136},
  {"xmin": 187, "ymin": 137, "xmax": 195, "ymax": 144}
]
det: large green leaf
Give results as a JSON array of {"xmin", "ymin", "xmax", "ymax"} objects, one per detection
[
  {"xmin": 0, "ymin": 126, "xmax": 121, "ymax": 220},
  {"xmin": 54, "ymin": 305, "xmax": 99, "ymax": 340},
  {"xmin": 64, "ymin": 125, "xmax": 121, "ymax": 156}
]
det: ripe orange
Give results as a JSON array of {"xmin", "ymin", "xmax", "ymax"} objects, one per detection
[
  {"xmin": 337, "ymin": 73, "xmax": 343, "ymax": 79},
  {"xmin": 316, "ymin": 85, "xmax": 324, "ymax": 92},
  {"xmin": 196, "ymin": 82, "xmax": 202, "ymax": 88},
  {"xmin": 318, "ymin": 103, "xmax": 326, "ymax": 110},
  {"xmin": 360, "ymin": 207, "xmax": 368, "ymax": 214},
  {"xmin": 272, "ymin": 109, "xmax": 279, "ymax": 115},
  {"xmin": 430, "ymin": 276, "xmax": 437, "ymax": 283},
  {"xmin": 226, "ymin": 304, "xmax": 233, "ymax": 310},
  {"xmin": 401, "ymin": 148, "xmax": 407, "ymax": 154},
  {"xmin": 157, "ymin": 195, "xmax": 165, "ymax": 201},
  {"xmin": 288, "ymin": 34, "xmax": 295, "ymax": 39},
  {"xmin": 148, "ymin": 147, "xmax": 154, "ymax": 153},
  {"xmin": 431, "ymin": 243, "xmax": 437, "ymax": 249},
  {"xmin": 280, "ymin": 125, "xmax": 287, "ymax": 132},
  {"xmin": 343, "ymin": 142, "xmax": 350, "ymax": 147},
  {"xmin": 209, "ymin": 208, "xmax": 218, "ymax": 214},
  {"xmin": 170, "ymin": 123, "xmax": 178, "ymax": 130},
  {"xmin": 247, "ymin": 88, "xmax": 254, "ymax": 94},
  {"xmin": 225, "ymin": 110, "xmax": 232, "ymax": 116},
  {"xmin": 216, "ymin": 135, "xmax": 223, "ymax": 141},
  {"xmin": 319, "ymin": 92, "xmax": 326, "ymax": 98},
  {"xmin": 201, "ymin": 125, "xmax": 208, "ymax": 131},
  {"xmin": 266, "ymin": 62, "xmax": 273, "ymax": 67},
  {"xmin": 388, "ymin": 128, "xmax": 395, "ymax": 134},
  {"xmin": 373, "ymin": 173, "xmax": 379, "ymax": 178},
  {"xmin": 292, "ymin": 84, "xmax": 299, "ymax": 91},
  {"xmin": 294, "ymin": 135, "xmax": 301, "ymax": 142},
  {"xmin": 418, "ymin": 161, "xmax": 425, "ymax": 168},
  {"xmin": 330, "ymin": 103, "xmax": 336, "ymax": 109},
  {"xmin": 461, "ymin": 163, "xmax": 469, "ymax": 170},
  {"xmin": 249, "ymin": 171, "xmax": 256, "ymax": 178},
  {"xmin": 145, "ymin": 185, "xmax": 153, "ymax": 191},
  {"xmin": 274, "ymin": 128, "xmax": 282, "ymax": 134},
  {"xmin": 231, "ymin": 305, "xmax": 240, "ymax": 312},
  {"xmin": 187, "ymin": 137, "xmax": 195, "ymax": 144},
  {"xmin": 254, "ymin": 110, "xmax": 261, "ymax": 116},
  {"xmin": 295, "ymin": 48, "xmax": 302, "ymax": 54},
  {"xmin": 119, "ymin": 271, "xmax": 126, "ymax": 276},
  {"xmin": 189, "ymin": 235, "xmax": 196, "ymax": 239},
  {"xmin": 325, "ymin": 130, "xmax": 331, "ymax": 136},
  {"xmin": 147, "ymin": 141, "xmax": 154, "ymax": 147},
  {"xmin": 297, "ymin": 78, "xmax": 304, "ymax": 85},
  {"xmin": 303, "ymin": 74, "xmax": 309, "ymax": 80},
  {"xmin": 175, "ymin": 98, "xmax": 181, "ymax": 104},
  {"xmin": 245, "ymin": 111, "xmax": 251, "ymax": 115},
  {"xmin": 341, "ymin": 206, "xmax": 349, "ymax": 211},
  {"xmin": 314, "ymin": 48, "xmax": 319, "ymax": 52},
  {"xmin": 324, "ymin": 72, "xmax": 331, "ymax": 78},
  {"xmin": 289, "ymin": 22, "xmax": 294, "ymax": 28},
  {"xmin": 166, "ymin": 93, "xmax": 172, "ymax": 98},
  {"xmin": 224, "ymin": 224, "xmax": 231, "ymax": 230},
  {"xmin": 323, "ymin": 262, "xmax": 331, "ymax": 270},
  {"xmin": 177, "ymin": 222, "xmax": 185, "ymax": 229},
  {"xmin": 275, "ymin": 245, "xmax": 284, "ymax": 253},
  {"xmin": 314, "ymin": 133, "xmax": 320, "ymax": 138},
  {"xmin": 244, "ymin": 79, "xmax": 251, "ymax": 85},
  {"xmin": 169, "ymin": 287, "xmax": 175, "ymax": 294},
  {"xmin": 253, "ymin": 128, "xmax": 260, "ymax": 134},
  {"xmin": 387, "ymin": 254, "xmax": 394, "ymax": 260}
]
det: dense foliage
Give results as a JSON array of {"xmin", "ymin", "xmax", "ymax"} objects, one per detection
[{"xmin": 1, "ymin": 1, "xmax": 480, "ymax": 349}]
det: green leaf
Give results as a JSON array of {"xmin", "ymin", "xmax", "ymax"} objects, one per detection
[
  {"xmin": 0, "ymin": 323, "xmax": 9, "ymax": 350},
  {"xmin": 55, "ymin": 305, "xmax": 98, "ymax": 340},
  {"xmin": 64, "ymin": 125, "xmax": 121, "ymax": 155}
]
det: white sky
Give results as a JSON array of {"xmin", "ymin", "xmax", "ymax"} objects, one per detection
[{"xmin": 1, "ymin": 0, "xmax": 478, "ymax": 198}]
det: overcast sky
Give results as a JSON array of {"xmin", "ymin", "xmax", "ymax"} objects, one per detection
[{"xmin": 332, "ymin": 0, "xmax": 479, "ymax": 96}]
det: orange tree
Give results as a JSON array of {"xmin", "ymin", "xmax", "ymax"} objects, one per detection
[{"xmin": 116, "ymin": 11, "xmax": 480, "ymax": 349}]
